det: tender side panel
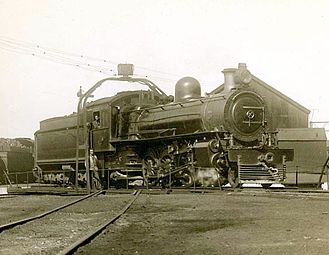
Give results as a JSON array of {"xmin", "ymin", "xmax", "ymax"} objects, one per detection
[{"xmin": 36, "ymin": 128, "xmax": 84, "ymax": 163}]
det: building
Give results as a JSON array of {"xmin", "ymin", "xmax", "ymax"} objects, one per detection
[
  {"xmin": 278, "ymin": 128, "xmax": 327, "ymax": 184},
  {"xmin": 0, "ymin": 138, "xmax": 34, "ymax": 184}
]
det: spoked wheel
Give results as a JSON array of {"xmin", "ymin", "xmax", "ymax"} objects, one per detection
[
  {"xmin": 159, "ymin": 154, "xmax": 173, "ymax": 174},
  {"xmin": 228, "ymin": 165, "xmax": 240, "ymax": 188},
  {"xmin": 144, "ymin": 155, "xmax": 157, "ymax": 175},
  {"xmin": 144, "ymin": 154, "xmax": 158, "ymax": 186},
  {"xmin": 158, "ymin": 153, "xmax": 175, "ymax": 188},
  {"xmin": 180, "ymin": 170, "xmax": 194, "ymax": 187}
]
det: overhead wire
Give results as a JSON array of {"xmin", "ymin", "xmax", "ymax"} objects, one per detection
[
  {"xmin": 0, "ymin": 36, "xmax": 218, "ymax": 87},
  {"xmin": 9, "ymin": 37, "xmax": 181, "ymax": 77},
  {"xmin": 0, "ymin": 36, "xmax": 183, "ymax": 80},
  {"xmin": 0, "ymin": 36, "xmax": 120, "ymax": 66},
  {"xmin": 0, "ymin": 37, "xmax": 117, "ymax": 75}
]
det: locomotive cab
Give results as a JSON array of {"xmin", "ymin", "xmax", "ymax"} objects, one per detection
[{"xmin": 87, "ymin": 89, "xmax": 164, "ymax": 152}]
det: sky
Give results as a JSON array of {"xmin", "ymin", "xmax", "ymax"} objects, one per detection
[{"xmin": 0, "ymin": 0, "xmax": 329, "ymax": 138}]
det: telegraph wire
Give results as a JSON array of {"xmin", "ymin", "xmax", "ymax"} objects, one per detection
[
  {"xmin": 0, "ymin": 36, "xmax": 217, "ymax": 86},
  {"xmin": 0, "ymin": 37, "xmax": 115, "ymax": 64},
  {"xmin": 0, "ymin": 36, "xmax": 182, "ymax": 80},
  {"xmin": 1, "ymin": 36, "xmax": 181, "ymax": 77},
  {"xmin": 0, "ymin": 37, "xmax": 116, "ymax": 75},
  {"xmin": 0, "ymin": 36, "xmax": 120, "ymax": 65}
]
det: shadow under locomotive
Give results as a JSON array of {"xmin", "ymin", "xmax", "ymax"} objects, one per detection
[{"xmin": 34, "ymin": 63, "xmax": 293, "ymax": 190}]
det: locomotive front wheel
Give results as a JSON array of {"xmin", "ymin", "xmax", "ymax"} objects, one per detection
[
  {"xmin": 208, "ymin": 139, "xmax": 220, "ymax": 153},
  {"xmin": 180, "ymin": 171, "xmax": 194, "ymax": 187}
]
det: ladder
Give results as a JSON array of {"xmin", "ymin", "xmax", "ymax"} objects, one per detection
[
  {"xmin": 317, "ymin": 155, "xmax": 329, "ymax": 188},
  {"xmin": 1, "ymin": 166, "xmax": 12, "ymax": 186}
]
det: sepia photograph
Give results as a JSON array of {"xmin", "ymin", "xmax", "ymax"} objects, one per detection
[{"xmin": 1, "ymin": 0, "xmax": 329, "ymax": 254}]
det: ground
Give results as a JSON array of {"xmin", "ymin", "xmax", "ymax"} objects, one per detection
[
  {"xmin": 2, "ymin": 189, "xmax": 329, "ymax": 254},
  {"xmin": 79, "ymin": 189, "xmax": 329, "ymax": 255}
]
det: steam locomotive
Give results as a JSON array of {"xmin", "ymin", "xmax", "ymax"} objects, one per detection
[{"xmin": 34, "ymin": 63, "xmax": 293, "ymax": 189}]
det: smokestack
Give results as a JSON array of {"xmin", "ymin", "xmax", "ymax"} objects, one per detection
[{"xmin": 222, "ymin": 68, "xmax": 237, "ymax": 93}]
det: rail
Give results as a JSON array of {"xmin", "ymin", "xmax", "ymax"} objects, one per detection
[
  {"xmin": 0, "ymin": 190, "xmax": 103, "ymax": 233},
  {"xmin": 0, "ymin": 190, "xmax": 140, "ymax": 254},
  {"xmin": 58, "ymin": 190, "xmax": 140, "ymax": 255}
]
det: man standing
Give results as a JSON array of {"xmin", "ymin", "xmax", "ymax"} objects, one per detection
[{"xmin": 89, "ymin": 149, "xmax": 102, "ymax": 189}]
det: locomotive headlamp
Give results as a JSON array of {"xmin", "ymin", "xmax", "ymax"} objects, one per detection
[
  {"xmin": 118, "ymin": 64, "xmax": 134, "ymax": 76},
  {"xmin": 234, "ymin": 63, "xmax": 252, "ymax": 85},
  {"xmin": 222, "ymin": 63, "xmax": 252, "ymax": 93}
]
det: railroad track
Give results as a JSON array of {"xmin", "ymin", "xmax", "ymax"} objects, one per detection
[
  {"xmin": 0, "ymin": 190, "xmax": 140, "ymax": 255},
  {"xmin": 59, "ymin": 190, "xmax": 140, "ymax": 255},
  {"xmin": 0, "ymin": 190, "xmax": 104, "ymax": 233},
  {"xmin": 0, "ymin": 195, "xmax": 15, "ymax": 199}
]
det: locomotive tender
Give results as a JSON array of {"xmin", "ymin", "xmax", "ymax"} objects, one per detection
[{"xmin": 34, "ymin": 63, "xmax": 293, "ymax": 188}]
